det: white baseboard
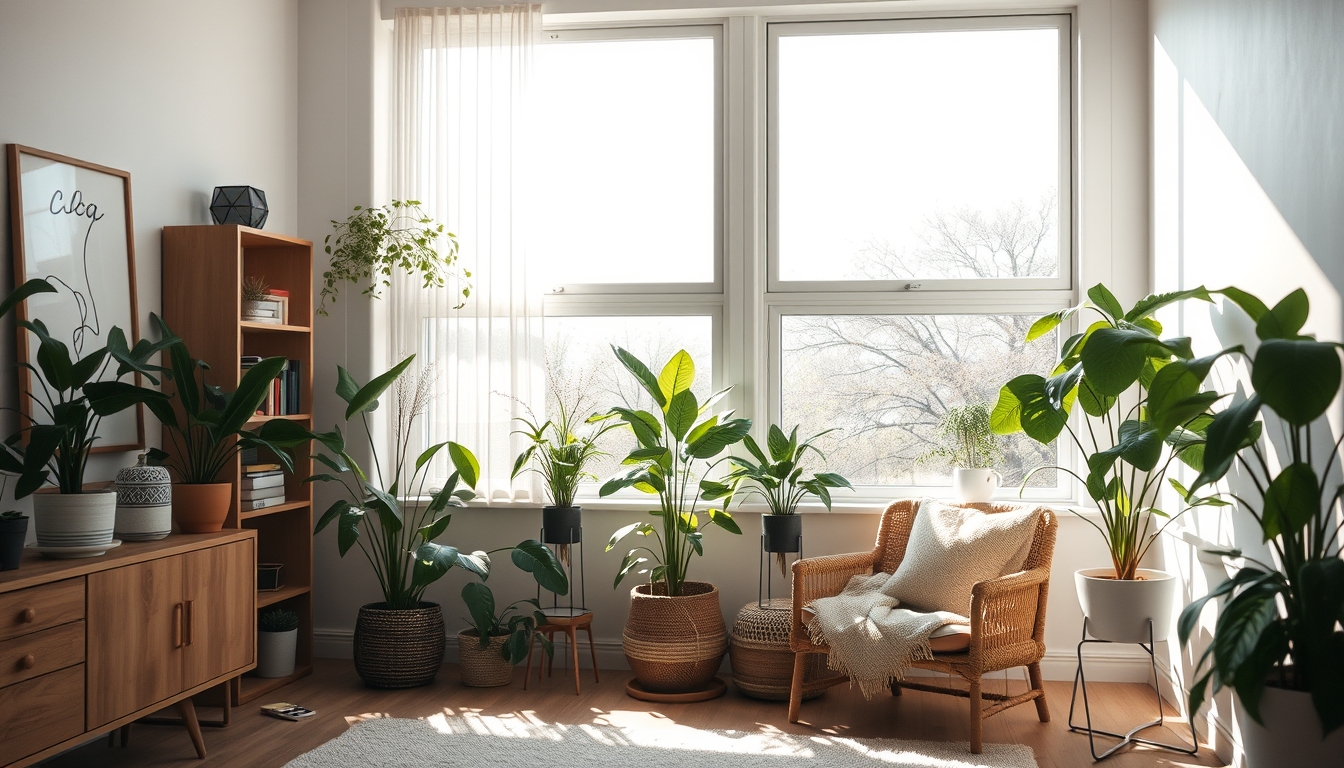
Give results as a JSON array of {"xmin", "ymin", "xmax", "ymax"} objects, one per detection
[{"xmin": 315, "ymin": 629, "xmax": 1154, "ymax": 683}]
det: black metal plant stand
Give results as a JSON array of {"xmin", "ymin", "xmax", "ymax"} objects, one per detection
[
  {"xmin": 1068, "ymin": 617, "xmax": 1200, "ymax": 761},
  {"xmin": 537, "ymin": 525, "xmax": 587, "ymax": 619},
  {"xmin": 758, "ymin": 534, "xmax": 802, "ymax": 611}
]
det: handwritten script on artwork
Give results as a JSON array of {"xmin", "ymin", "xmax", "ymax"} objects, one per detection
[{"xmin": 45, "ymin": 188, "xmax": 105, "ymax": 354}]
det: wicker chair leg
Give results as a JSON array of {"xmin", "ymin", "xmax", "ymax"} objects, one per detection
[
  {"xmin": 1028, "ymin": 662, "xmax": 1049, "ymax": 722},
  {"xmin": 969, "ymin": 679, "xmax": 983, "ymax": 754},
  {"xmin": 890, "ymin": 680, "xmax": 902, "ymax": 697},
  {"xmin": 788, "ymin": 652, "xmax": 808, "ymax": 723}
]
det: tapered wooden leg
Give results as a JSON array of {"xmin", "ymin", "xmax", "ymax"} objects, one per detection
[
  {"xmin": 538, "ymin": 629, "xmax": 549, "ymax": 685},
  {"xmin": 569, "ymin": 625, "xmax": 581, "ymax": 695},
  {"xmin": 524, "ymin": 632, "xmax": 535, "ymax": 691},
  {"xmin": 120, "ymin": 725, "xmax": 131, "ymax": 746},
  {"xmin": 584, "ymin": 625, "xmax": 600, "ymax": 683},
  {"xmin": 1027, "ymin": 662, "xmax": 1050, "ymax": 722},
  {"xmin": 788, "ymin": 652, "xmax": 808, "ymax": 723},
  {"xmin": 968, "ymin": 679, "xmax": 983, "ymax": 755},
  {"xmin": 890, "ymin": 681, "xmax": 903, "ymax": 696},
  {"xmin": 176, "ymin": 699, "xmax": 206, "ymax": 759}
]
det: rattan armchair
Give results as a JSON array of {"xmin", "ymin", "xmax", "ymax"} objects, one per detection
[{"xmin": 788, "ymin": 499, "xmax": 1058, "ymax": 753}]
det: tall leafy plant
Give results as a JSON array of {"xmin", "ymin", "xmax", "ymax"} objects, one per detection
[
  {"xmin": 309, "ymin": 355, "xmax": 566, "ymax": 610},
  {"xmin": 599, "ymin": 348, "xmax": 752, "ymax": 596},
  {"xmin": 1177, "ymin": 287, "xmax": 1344, "ymax": 736},
  {"xmin": 991, "ymin": 284, "xmax": 1232, "ymax": 579},
  {"xmin": 919, "ymin": 403, "xmax": 1002, "ymax": 469}
]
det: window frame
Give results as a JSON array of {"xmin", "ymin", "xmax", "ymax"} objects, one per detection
[{"xmin": 765, "ymin": 13, "xmax": 1075, "ymax": 295}]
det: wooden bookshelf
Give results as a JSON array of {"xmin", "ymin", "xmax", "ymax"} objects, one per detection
[{"xmin": 162, "ymin": 225, "xmax": 315, "ymax": 705}]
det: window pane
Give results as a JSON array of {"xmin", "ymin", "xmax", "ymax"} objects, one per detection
[
  {"xmin": 776, "ymin": 27, "xmax": 1060, "ymax": 282},
  {"xmin": 536, "ymin": 37, "xmax": 715, "ymax": 285},
  {"xmin": 780, "ymin": 314, "xmax": 1058, "ymax": 488},
  {"xmin": 545, "ymin": 315, "xmax": 714, "ymax": 484}
]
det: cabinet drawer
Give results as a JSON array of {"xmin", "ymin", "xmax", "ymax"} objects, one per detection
[
  {"xmin": 0, "ymin": 664, "xmax": 85, "ymax": 764},
  {"xmin": 0, "ymin": 579, "xmax": 85, "ymax": 642},
  {"xmin": 0, "ymin": 620, "xmax": 84, "ymax": 689}
]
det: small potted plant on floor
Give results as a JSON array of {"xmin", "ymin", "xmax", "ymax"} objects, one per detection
[
  {"xmin": 1177, "ymin": 287, "xmax": 1344, "ymax": 767},
  {"xmin": 458, "ymin": 581, "xmax": 548, "ymax": 687},
  {"xmin": 0, "ymin": 474, "xmax": 26, "ymax": 570},
  {"xmin": 258, "ymin": 608, "xmax": 300, "ymax": 678},
  {"xmin": 309, "ymin": 354, "xmax": 567, "ymax": 689},
  {"xmin": 148, "ymin": 317, "xmax": 311, "ymax": 533},
  {"xmin": 597, "ymin": 347, "xmax": 752, "ymax": 698},
  {"xmin": 991, "ymin": 283, "xmax": 1229, "ymax": 644},
  {"xmin": 919, "ymin": 403, "xmax": 1003, "ymax": 503},
  {"xmin": 717, "ymin": 424, "xmax": 852, "ymax": 575},
  {"xmin": 511, "ymin": 386, "xmax": 618, "ymax": 565}
]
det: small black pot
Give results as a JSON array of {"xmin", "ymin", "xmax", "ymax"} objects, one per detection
[
  {"xmin": 763, "ymin": 514, "xmax": 803, "ymax": 553},
  {"xmin": 542, "ymin": 506, "xmax": 582, "ymax": 545},
  {"xmin": 0, "ymin": 516, "xmax": 28, "ymax": 571}
]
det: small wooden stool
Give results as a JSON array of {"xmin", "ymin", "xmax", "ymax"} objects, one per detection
[{"xmin": 524, "ymin": 610, "xmax": 599, "ymax": 695}]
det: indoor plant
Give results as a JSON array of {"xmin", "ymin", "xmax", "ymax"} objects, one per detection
[
  {"xmin": 919, "ymin": 403, "xmax": 1004, "ymax": 503},
  {"xmin": 1176, "ymin": 287, "xmax": 1344, "ymax": 766},
  {"xmin": 458, "ymin": 581, "xmax": 548, "ymax": 687},
  {"xmin": 147, "ymin": 316, "xmax": 311, "ymax": 533},
  {"xmin": 0, "ymin": 476, "xmax": 25, "ymax": 570},
  {"xmin": 309, "ymin": 354, "xmax": 567, "ymax": 688},
  {"xmin": 598, "ymin": 347, "xmax": 751, "ymax": 696},
  {"xmin": 511, "ymin": 388, "xmax": 618, "ymax": 565},
  {"xmin": 320, "ymin": 200, "xmax": 469, "ymax": 316},
  {"xmin": 718, "ymin": 424, "xmax": 852, "ymax": 574},
  {"xmin": 991, "ymin": 283, "xmax": 1228, "ymax": 643},
  {"xmin": 257, "ymin": 608, "xmax": 300, "ymax": 678}
]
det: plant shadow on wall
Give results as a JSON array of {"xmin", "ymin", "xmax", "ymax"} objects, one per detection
[{"xmin": 306, "ymin": 355, "xmax": 566, "ymax": 689}]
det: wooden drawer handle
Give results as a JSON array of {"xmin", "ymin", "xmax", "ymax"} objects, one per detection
[
  {"xmin": 19, "ymin": 654, "xmax": 35, "ymax": 670},
  {"xmin": 20, "ymin": 607, "xmax": 36, "ymax": 623},
  {"xmin": 173, "ymin": 603, "xmax": 183, "ymax": 648}
]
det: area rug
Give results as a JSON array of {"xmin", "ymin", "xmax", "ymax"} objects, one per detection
[{"xmin": 283, "ymin": 714, "xmax": 1038, "ymax": 768}]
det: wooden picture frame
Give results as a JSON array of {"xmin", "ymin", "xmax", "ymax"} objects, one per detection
[{"xmin": 7, "ymin": 145, "xmax": 144, "ymax": 452}]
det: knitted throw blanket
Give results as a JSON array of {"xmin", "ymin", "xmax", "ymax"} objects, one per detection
[{"xmin": 806, "ymin": 571, "xmax": 967, "ymax": 699}]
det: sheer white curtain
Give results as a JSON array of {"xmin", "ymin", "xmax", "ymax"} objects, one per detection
[{"xmin": 391, "ymin": 5, "xmax": 543, "ymax": 502}]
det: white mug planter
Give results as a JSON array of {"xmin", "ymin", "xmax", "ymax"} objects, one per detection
[
  {"xmin": 32, "ymin": 491, "xmax": 117, "ymax": 548},
  {"xmin": 952, "ymin": 468, "xmax": 1001, "ymax": 503},
  {"xmin": 1074, "ymin": 568, "xmax": 1175, "ymax": 643},
  {"xmin": 1238, "ymin": 683, "xmax": 1344, "ymax": 767},
  {"xmin": 257, "ymin": 628, "xmax": 299, "ymax": 678}
]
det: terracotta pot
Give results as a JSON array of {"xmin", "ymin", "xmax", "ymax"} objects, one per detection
[
  {"xmin": 32, "ymin": 491, "xmax": 116, "ymax": 547},
  {"xmin": 1239, "ymin": 680, "xmax": 1344, "ymax": 767},
  {"xmin": 1075, "ymin": 567, "xmax": 1175, "ymax": 643},
  {"xmin": 457, "ymin": 630, "xmax": 513, "ymax": 687},
  {"xmin": 623, "ymin": 581, "xmax": 727, "ymax": 694},
  {"xmin": 173, "ymin": 483, "xmax": 233, "ymax": 533},
  {"xmin": 353, "ymin": 602, "xmax": 445, "ymax": 688}
]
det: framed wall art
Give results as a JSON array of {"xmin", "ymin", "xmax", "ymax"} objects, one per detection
[{"xmin": 7, "ymin": 144, "xmax": 144, "ymax": 452}]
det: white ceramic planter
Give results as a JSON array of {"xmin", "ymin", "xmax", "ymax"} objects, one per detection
[
  {"xmin": 257, "ymin": 629, "xmax": 298, "ymax": 678},
  {"xmin": 953, "ymin": 468, "xmax": 1001, "ymax": 503},
  {"xmin": 1239, "ymin": 684, "xmax": 1344, "ymax": 767},
  {"xmin": 1074, "ymin": 568, "xmax": 1175, "ymax": 643},
  {"xmin": 114, "ymin": 454, "xmax": 172, "ymax": 541},
  {"xmin": 32, "ymin": 491, "xmax": 116, "ymax": 548}
]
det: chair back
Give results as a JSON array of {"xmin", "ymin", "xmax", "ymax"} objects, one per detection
[{"xmin": 872, "ymin": 499, "xmax": 1058, "ymax": 575}]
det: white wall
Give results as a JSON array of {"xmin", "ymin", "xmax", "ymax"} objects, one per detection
[
  {"xmin": 1149, "ymin": 0, "xmax": 1344, "ymax": 763},
  {"xmin": 0, "ymin": 0, "xmax": 299, "ymax": 524},
  {"xmin": 300, "ymin": 0, "xmax": 1159, "ymax": 687}
]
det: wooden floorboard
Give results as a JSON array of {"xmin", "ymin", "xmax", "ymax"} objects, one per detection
[{"xmin": 44, "ymin": 658, "xmax": 1225, "ymax": 767}]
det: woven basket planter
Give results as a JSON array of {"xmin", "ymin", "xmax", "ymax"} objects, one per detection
[
  {"xmin": 729, "ymin": 599, "xmax": 834, "ymax": 701},
  {"xmin": 624, "ymin": 581, "xmax": 727, "ymax": 694},
  {"xmin": 457, "ymin": 630, "xmax": 513, "ymax": 687},
  {"xmin": 353, "ymin": 602, "xmax": 445, "ymax": 689}
]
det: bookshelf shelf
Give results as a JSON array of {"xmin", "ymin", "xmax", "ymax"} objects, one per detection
[{"xmin": 162, "ymin": 224, "xmax": 315, "ymax": 707}]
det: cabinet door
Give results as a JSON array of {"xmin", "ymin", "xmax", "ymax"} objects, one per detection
[
  {"xmin": 87, "ymin": 555, "xmax": 184, "ymax": 728},
  {"xmin": 182, "ymin": 539, "xmax": 255, "ymax": 689}
]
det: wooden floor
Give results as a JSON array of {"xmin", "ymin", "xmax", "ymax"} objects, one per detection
[{"xmin": 45, "ymin": 659, "xmax": 1224, "ymax": 768}]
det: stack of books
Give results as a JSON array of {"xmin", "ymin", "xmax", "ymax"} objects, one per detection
[
  {"xmin": 242, "ymin": 356, "xmax": 303, "ymax": 416},
  {"xmin": 243, "ymin": 290, "xmax": 290, "ymax": 325},
  {"xmin": 242, "ymin": 464, "xmax": 286, "ymax": 510}
]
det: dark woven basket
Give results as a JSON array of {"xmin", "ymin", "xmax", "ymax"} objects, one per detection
[{"xmin": 353, "ymin": 602, "xmax": 446, "ymax": 689}]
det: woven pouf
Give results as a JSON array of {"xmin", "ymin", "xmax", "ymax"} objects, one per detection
[{"xmin": 729, "ymin": 599, "xmax": 835, "ymax": 701}]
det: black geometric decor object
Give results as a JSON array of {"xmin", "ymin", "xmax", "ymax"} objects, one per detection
[{"xmin": 209, "ymin": 186, "xmax": 269, "ymax": 229}]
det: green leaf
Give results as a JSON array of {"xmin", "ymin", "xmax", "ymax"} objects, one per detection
[
  {"xmin": 990, "ymin": 374, "xmax": 1069, "ymax": 443},
  {"xmin": 1178, "ymin": 567, "xmax": 1273, "ymax": 645},
  {"xmin": 1191, "ymin": 396, "xmax": 1262, "ymax": 492},
  {"xmin": 612, "ymin": 346, "xmax": 666, "ymax": 409},
  {"xmin": 708, "ymin": 508, "xmax": 741, "ymax": 534},
  {"xmin": 1115, "ymin": 420, "xmax": 1163, "ymax": 472},
  {"xmin": 1261, "ymin": 462, "xmax": 1319, "ymax": 540},
  {"xmin": 686, "ymin": 418, "xmax": 752, "ymax": 459},
  {"xmin": 412, "ymin": 542, "xmax": 460, "ymax": 589},
  {"xmin": 512, "ymin": 539, "xmax": 568, "ymax": 595},
  {"xmin": 1080, "ymin": 328, "xmax": 1164, "ymax": 396},
  {"xmin": 83, "ymin": 381, "xmax": 173, "ymax": 418},
  {"xmin": 0, "ymin": 278, "xmax": 55, "ymax": 318},
  {"xmin": 22, "ymin": 320, "xmax": 74, "ymax": 392},
  {"xmin": 219, "ymin": 356, "xmax": 288, "ymax": 435},
  {"xmin": 1087, "ymin": 283, "xmax": 1124, "ymax": 322},
  {"xmin": 1026, "ymin": 306, "xmax": 1077, "ymax": 342},
  {"xmin": 613, "ymin": 550, "xmax": 648, "ymax": 589},
  {"xmin": 767, "ymin": 424, "xmax": 791, "ymax": 461},
  {"xmin": 346, "ymin": 355, "xmax": 415, "ymax": 420},
  {"xmin": 657, "ymin": 350, "xmax": 695, "ymax": 401},
  {"xmin": 461, "ymin": 581, "xmax": 497, "ymax": 636},
  {"xmin": 1215, "ymin": 286, "xmax": 1270, "ymax": 323},
  {"xmin": 664, "ymin": 389, "xmax": 698, "ymax": 441},
  {"xmin": 69, "ymin": 347, "xmax": 108, "ymax": 389},
  {"xmin": 1212, "ymin": 582, "xmax": 1280, "ymax": 686},
  {"xmin": 447, "ymin": 442, "xmax": 479, "ymax": 487},
  {"xmin": 337, "ymin": 507, "xmax": 363, "ymax": 555},
  {"xmin": 417, "ymin": 441, "xmax": 450, "ymax": 471},
  {"xmin": 1255, "ymin": 288, "xmax": 1309, "ymax": 340},
  {"xmin": 335, "ymin": 366, "xmax": 361, "ymax": 404},
  {"xmin": 418, "ymin": 514, "xmax": 452, "ymax": 542},
  {"xmin": 314, "ymin": 499, "xmax": 350, "ymax": 534},
  {"xmin": 1124, "ymin": 286, "xmax": 1213, "ymax": 322},
  {"xmin": 1251, "ymin": 339, "xmax": 1340, "ymax": 426}
]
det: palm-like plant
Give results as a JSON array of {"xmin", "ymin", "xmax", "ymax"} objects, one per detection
[
  {"xmin": 599, "ymin": 348, "xmax": 752, "ymax": 596},
  {"xmin": 717, "ymin": 424, "xmax": 852, "ymax": 515},
  {"xmin": 510, "ymin": 391, "xmax": 618, "ymax": 509}
]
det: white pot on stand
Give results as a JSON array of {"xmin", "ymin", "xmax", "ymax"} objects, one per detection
[
  {"xmin": 952, "ymin": 468, "xmax": 1001, "ymax": 503},
  {"xmin": 1238, "ymin": 684, "xmax": 1344, "ymax": 767},
  {"xmin": 1074, "ymin": 568, "xmax": 1175, "ymax": 642}
]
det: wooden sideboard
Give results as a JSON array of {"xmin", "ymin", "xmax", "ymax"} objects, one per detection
[{"xmin": 0, "ymin": 531, "xmax": 256, "ymax": 767}]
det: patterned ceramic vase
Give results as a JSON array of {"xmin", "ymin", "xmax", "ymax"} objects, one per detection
[{"xmin": 115, "ymin": 454, "xmax": 173, "ymax": 541}]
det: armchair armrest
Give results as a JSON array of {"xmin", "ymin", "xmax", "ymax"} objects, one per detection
[
  {"xmin": 967, "ymin": 567, "xmax": 1051, "ymax": 665},
  {"xmin": 790, "ymin": 550, "xmax": 878, "ymax": 648}
]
